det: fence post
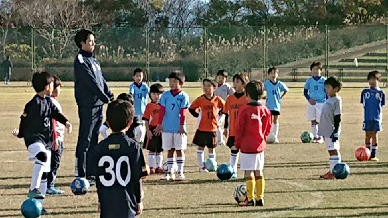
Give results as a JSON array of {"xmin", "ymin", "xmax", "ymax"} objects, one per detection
[
  {"xmin": 145, "ymin": 27, "xmax": 150, "ymax": 84},
  {"xmin": 325, "ymin": 25, "xmax": 329, "ymax": 78},
  {"xmin": 262, "ymin": 25, "xmax": 267, "ymax": 79},
  {"xmin": 203, "ymin": 27, "xmax": 208, "ymax": 79}
]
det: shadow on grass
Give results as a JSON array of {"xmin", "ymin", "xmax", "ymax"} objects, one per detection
[
  {"xmin": 180, "ymin": 205, "xmax": 388, "ymax": 216},
  {"xmin": 0, "ymin": 174, "xmax": 76, "ymax": 181},
  {"xmin": 267, "ymin": 186, "xmax": 388, "ymax": 194},
  {"xmin": 350, "ymin": 171, "xmax": 388, "ymax": 175}
]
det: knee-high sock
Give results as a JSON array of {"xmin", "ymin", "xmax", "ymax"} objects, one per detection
[
  {"xmin": 312, "ymin": 124, "xmax": 318, "ymax": 138},
  {"xmin": 246, "ymin": 178, "xmax": 256, "ymax": 201},
  {"xmin": 176, "ymin": 156, "xmax": 185, "ymax": 174},
  {"xmin": 30, "ymin": 162, "xmax": 44, "ymax": 190},
  {"xmin": 148, "ymin": 154, "xmax": 156, "ymax": 168},
  {"xmin": 155, "ymin": 153, "xmax": 163, "ymax": 168},
  {"xmin": 197, "ymin": 150, "xmax": 205, "ymax": 168},
  {"xmin": 255, "ymin": 177, "xmax": 265, "ymax": 199},
  {"xmin": 230, "ymin": 152, "xmax": 239, "ymax": 173},
  {"xmin": 329, "ymin": 154, "xmax": 341, "ymax": 172}
]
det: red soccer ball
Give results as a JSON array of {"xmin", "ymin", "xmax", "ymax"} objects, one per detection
[{"xmin": 355, "ymin": 146, "xmax": 371, "ymax": 161}]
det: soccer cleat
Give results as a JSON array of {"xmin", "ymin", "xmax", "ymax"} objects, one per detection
[
  {"xmin": 46, "ymin": 186, "xmax": 65, "ymax": 195},
  {"xmin": 200, "ymin": 167, "xmax": 209, "ymax": 173},
  {"xmin": 256, "ymin": 198, "xmax": 264, "ymax": 206},
  {"xmin": 155, "ymin": 167, "xmax": 165, "ymax": 174},
  {"xmin": 149, "ymin": 167, "xmax": 156, "ymax": 174},
  {"xmin": 238, "ymin": 197, "xmax": 256, "ymax": 207},
  {"xmin": 370, "ymin": 157, "xmax": 379, "ymax": 162},
  {"xmin": 175, "ymin": 174, "xmax": 186, "ymax": 181},
  {"xmin": 231, "ymin": 172, "xmax": 238, "ymax": 179},
  {"xmin": 320, "ymin": 171, "xmax": 335, "ymax": 179},
  {"xmin": 28, "ymin": 188, "xmax": 45, "ymax": 199},
  {"xmin": 313, "ymin": 137, "xmax": 324, "ymax": 144},
  {"xmin": 41, "ymin": 208, "xmax": 49, "ymax": 215},
  {"xmin": 161, "ymin": 173, "xmax": 175, "ymax": 181},
  {"xmin": 274, "ymin": 138, "xmax": 280, "ymax": 144}
]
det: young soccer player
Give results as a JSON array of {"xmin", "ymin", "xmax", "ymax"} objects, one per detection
[
  {"xmin": 223, "ymin": 72, "xmax": 249, "ymax": 178},
  {"xmin": 155, "ymin": 71, "xmax": 190, "ymax": 181},
  {"xmin": 361, "ymin": 71, "xmax": 385, "ymax": 161},
  {"xmin": 129, "ymin": 68, "xmax": 150, "ymax": 144},
  {"xmin": 189, "ymin": 79, "xmax": 225, "ymax": 172},
  {"xmin": 47, "ymin": 75, "xmax": 65, "ymax": 195},
  {"xmin": 264, "ymin": 67, "xmax": 288, "ymax": 143},
  {"xmin": 236, "ymin": 80, "xmax": 271, "ymax": 206},
  {"xmin": 95, "ymin": 100, "xmax": 145, "ymax": 218},
  {"xmin": 318, "ymin": 77, "xmax": 342, "ymax": 179},
  {"xmin": 143, "ymin": 83, "xmax": 164, "ymax": 174},
  {"xmin": 304, "ymin": 61, "xmax": 326, "ymax": 143},
  {"xmin": 214, "ymin": 70, "xmax": 234, "ymax": 146},
  {"xmin": 12, "ymin": 71, "xmax": 72, "ymax": 214}
]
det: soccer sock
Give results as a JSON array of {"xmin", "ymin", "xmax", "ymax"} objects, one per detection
[
  {"xmin": 155, "ymin": 153, "xmax": 163, "ymax": 168},
  {"xmin": 230, "ymin": 152, "xmax": 239, "ymax": 173},
  {"xmin": 274, "ymin": 123, "xmax": 279, "ymax": 139},
  {"xmin": 312, "ymin": 124, "xmax": 318, "ymax": 138},
  {"xmin": 246, "ymin": 178, "xmax": 256, "ymax": 201},
  {"xmin": 329, "ymin": 155, "xmax": 341, "ymax": 172},
  {"xmin": 30, "ymin": 162, "xmax": 44, "ymax": 190},
  {"xmin": 148, "ymin": 153, "xmax": 156, "ymax": 168},
  {"xmin": 176, "ymin": 156, "xmax": 185, "ymax": 175},
  {"xmin": 366, "ymin": 143, "xmax": 371, "ymax": 150},
  {"xmin": 197, "ymin": 150, "xmax": 205, "ymax": 168},
  {"xmin": 167, "ymin": 157, "xmax": 174, "ymax": 174},
  {"xmin": 37, "ymin": 177, "xmax": 47, "ymax": 206},
  {"xmin": 209, "ymin": 152, "xmax": 216, "ymax": 160},
  {"xmin": 371, "ymin": 145, "xmax": 378, "ymax": 158},
  {"xmin": 255, "ymin": 177, "xmax": 265, "ymax": 199}
]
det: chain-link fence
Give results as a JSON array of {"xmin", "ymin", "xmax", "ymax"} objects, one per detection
[{"xmin": 0, "ymin": 25, "xmax": 387, "ymax": 83}]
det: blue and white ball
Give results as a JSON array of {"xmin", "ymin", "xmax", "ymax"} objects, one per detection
[
  {"xmin": 21, "ymin": 198, "xmax": 42, "ymax": 218},
  {"xmin": 70, "ymin": 177, "xmax": 90, "ymax": 195}
]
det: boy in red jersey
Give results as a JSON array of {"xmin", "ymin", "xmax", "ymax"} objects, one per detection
[{"xmin": 236, "ymin": 80, "xmax": 272, "ymax": 207}]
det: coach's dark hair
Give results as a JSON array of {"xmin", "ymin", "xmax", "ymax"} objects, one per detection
[
  {"xmin": 267, "ymin": 67, "xmax": 278, "ymax": 75},
  {"xmin": 216, "ymin": 69, "xmax": 228, "ymax": 78},
  {"xmin": 203, "ymin": 78, "xmax": 217, "ymax": 87},
  {"xmin": 310, "ymin": 61, "xmax": 322, "ymax": 71},
  {"xmin": 232, "ymin": 72, "xmax": 249, "ymax": 85},
  {"xmin": 245, "ymin": 80, "xmax": 264, "ymax": 100},
  {"xmin": 53, "ymin": 75, "xmax": 62, "ymax": 89},
  {"xmin": 106, "ymin": 100, "xmax": 134, "ymax": 132},
  {"xmin": 74, "ymin": 29, "xmax": 94, "ymax": 49},
  {"xmin": 117, "ymin": 93, "xmax": 134, "ymax": 105},
  {"xmin": 133, "ymin": 68, "xmax": 143, "ymax": 76},
  {"xmin": 324, "ymin": 76, "xmax": 342, "ymax": 91},
  {"xmin": 32, "ymin": 71, "xmax": 54, "ymax": 93},
  {"xmin": 367, "ymin": 70, "xmax": 381, "ymax": 81}
]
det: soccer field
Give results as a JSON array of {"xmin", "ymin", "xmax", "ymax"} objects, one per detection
[{"xmin": 0, "ymin": 84, "xmax": 387, "ymax": 217}]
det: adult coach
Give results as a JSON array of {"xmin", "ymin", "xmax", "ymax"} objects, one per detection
[
  {"xmin": 1, "ymin": 55, "xmax": 13, "ymax": 85},
  {"xmin": 74, "ymin": 29, "xmax": 114, "ymax": 180}
]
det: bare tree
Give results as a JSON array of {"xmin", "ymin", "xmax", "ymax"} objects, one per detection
[
  {"xmin": 17, "ymin": 0, "xmax": 99, "ymax": 59},
  {"xmin": 0, "ymin": 0, "xmax": 17, "ymax": 57}
]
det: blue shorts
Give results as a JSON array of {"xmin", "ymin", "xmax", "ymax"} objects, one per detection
[{"xmin": 363, "ymin": 120, "xmax": 382, "ymax": 132}]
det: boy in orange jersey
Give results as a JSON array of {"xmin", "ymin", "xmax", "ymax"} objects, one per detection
[
  {"xmin": 236, "ymin": 80, "xmax": 271, "ymax": 207},
  {"xmin": 189, "ymin": 79, "xmax": 225, "ymax": 172},
  {"xmin": 142, "ymin": 83, "xmax": 164, "ymax": 174},
  {"xmin": 223, "ymin": 73, "xmax": 249, "ymax": 178}
]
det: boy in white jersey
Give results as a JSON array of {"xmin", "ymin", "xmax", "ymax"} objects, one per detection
[
  {"xmin": 264, "ymin": 67, "xmax": 288, "ymax": 143},
  {"xmin": 304, "ymin": 61, "xmax": 326, "ymax": 143},
  {"xmin": 318, "ymin": 77, "xmax": 342, "ymax": 179},
  {"xmin": 214, "ymin": 70, "xmax": 234, "ymax": 145},
  {"xmin": 47, "ymin": 75, "xmax": 66, "ymax": 195}
]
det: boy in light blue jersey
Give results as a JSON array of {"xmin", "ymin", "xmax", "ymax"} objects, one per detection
[
  {"xmin": 154, "ymin": 71, "xmax": 190, "ymax": 181},
  {"xmin": 304, "ymin": 61, "xmax": 326, "ymax": 143},
  {"xmin": 361, "ymin": 71, "xmax": 385, "ymax": 161},
  {"xmin": 264, "ymin": 67, "xmax": 288, "ymax": 143},
  {"xmin": 129, "ymin": 68, "xmax": 149, "ymax": 144}
]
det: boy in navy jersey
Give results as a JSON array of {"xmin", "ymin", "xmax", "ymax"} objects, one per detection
[
  {"xmin": 95, "ymin": 100, "xmax": 146, "ymax": 218},
  {"xmin": 361, "ymin": 71, "xmax": 385, "ymax": 161},
  {"xmin": 13, "ymin": 71, "xmax": 72, "ymax": 214}
]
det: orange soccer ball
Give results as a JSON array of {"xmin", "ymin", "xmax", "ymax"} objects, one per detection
[{"xmin": 355, "ymin": 146, "xmax": 371, "ymax": 161}]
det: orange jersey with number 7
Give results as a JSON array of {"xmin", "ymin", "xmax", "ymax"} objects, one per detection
[
  {"xmin": 189, "ymin": 95, "xmax": 225, "ymax": 132},
  {"xmin": 223, "ymin": 93, "xmax": 249, "ymax": 137}
]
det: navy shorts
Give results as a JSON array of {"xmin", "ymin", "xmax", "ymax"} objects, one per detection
[
  {"xmin": 270, "ymin": 110, "xmax": 280, "ymax": 116},
  {"xmin": 193, "ymin": 130, "xmax": 217, "ymax": 148},
  {"xmin": 363, "ymin": 120, "xmax": 382, "ymax": 132}
]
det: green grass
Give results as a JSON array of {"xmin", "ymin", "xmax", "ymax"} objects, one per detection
[{"xmin": 1, "ymin": 86, "xmax": 388, "ymax": 217}]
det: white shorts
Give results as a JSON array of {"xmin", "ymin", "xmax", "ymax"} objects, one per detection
[
  {"xmin": 162, "ymin": 132, "xmax": 187, "ymax": 151},
  {"xmin": 324, "ymin": 138, "xmax": 340, "ymax": 151},
  {"xmin": 134, "ymin": 124, "xmax": 146, "ymax": 143},
  {"xmin": 240, "ymin": 152, "xmax": 264, "ymax": 171},
  {"xmin": 28, "ymin": 142, "xmax": 51, "ymax": 172},
  {"xmin": 307, "ymin": 103, "xmax": 324, "ymax": 122},
  {"xmin": 217, "ymin": 114, "xmax": 225, "ymax": 144}
]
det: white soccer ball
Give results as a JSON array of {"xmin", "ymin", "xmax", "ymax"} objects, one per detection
[
  {"xmin": 162, "ymin": 161, "xmax": 178, "ymax": 173},
  {"xmin": 233, "ymin": 184, "xmax": 247, "ymax": 203}
]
